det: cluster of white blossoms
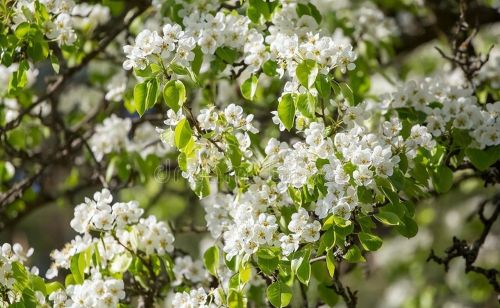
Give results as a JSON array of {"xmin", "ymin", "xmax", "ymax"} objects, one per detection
[
  {"xmin": 205, "ymin": 94, "xmax": 439, "ymax": 260},
  {"xmin": 159, "ymin": 104, "xmax": 258, "ymax": 186},
  {"xmin": 281, "ymin": 208, "xmax": 321, "ymax": 255},
  {"xmin": 266, "ymin": 4, "xmax": 356, "ymax": 76},
  {"xmin": 46, "ymin": 189, "xmax": 174, "ymax": 280},
  {"xmin": 224, "ymin": 212, "xmax": 280, "ymax": 260},
  {"xmin": 171, "ymin": 287, "xmax": 213, "ymax": 308},
  {"xmin": 173, "ymin": 255, "xmax": 209, "ymax": 285},
  {"xmin": 49, "ymin": 273, "xmax": 125, "ymax": 308},
  {"xmin": 384, "ymin": 78, "xmax": 500, "ymax": 148},
  {"xmin": 123, "ymin": 2, "xmax": 356, "ymax": 82},
  {"xmin": 213, "ymin": 178, "xmax": 294, "ymax": 259},
  {"xmin": 89, "ymin": 115, "xmax": 170, "ymax": 161},
  {"xmin": 89, "ymin": 115, "xmax": 131, "ymax": 161},
  {"xmin": 350, "ymin": 2, "xmax": 398, "ymax": 43},
  {"xmin": 0, "ymin": 243, "xmax": 34, "ymax": 290},
  {"xmin": 201, "ymin": 177, "xmax": 295, "ymax": 260},
  {"xmin": 104, "ymin": 71, "xmax": 128, "ymax": 102},
  {"xmin": 11, "ymin": 0, "xmax": 110, "ymax": 46}
]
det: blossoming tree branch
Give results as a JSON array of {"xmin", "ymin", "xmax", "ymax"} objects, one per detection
[{"xmin": 0, "ymin": 0, "xmax": 499, "ymax": 307}]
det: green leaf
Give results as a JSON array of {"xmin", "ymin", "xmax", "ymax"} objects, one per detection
[
  {"xmin": 395, "ymin": 215, "xmax": 419, "ymax": 238},
  {"xmin": 339, "ymin": 82, "xmax": 354, "ymax": 105},
  {"xmin": 465, "ymin": 146, "xmax": 500, "ymax": 171},
  {"xmin": 225, "ymin": 134, "xmax": 242, "ymax": 167},
  {"xmin": 266, "ymin": 281, "xmax": 292, "ymax": 307},
  {"xmin": 326, "ymin": 249, "xmax": 335, "ymax": 277},
  {"xmin": 163, "ymin": 80, "xmax": 186, "ymax": 112},
  {"xmin": 28, "ymin": 39, "xmax": 49, "ymax": 62},
  {"xmin": 30, "ymin": 276, "xmax": 46, "ymax": 294},
  {"xmin": 263, "ymin": 60, "xmax": 278, "ymax": 77},
  {"xmin": 15, "ymin": 22, "xmax": 31, "ymax": 39},
  {"xmin": 358, "ymin": 232, "xmax": 383, "ymax": 251},
  {"xmin": 228, "ymin": 290, "xmax": 245, "ymax": 308},
  {"xmin": 291, "ymin": 248, "xmax": 311, "ymax": 285},
  {"xmin": 45, "ymin": 282, "xmax": 63, "ymax": 294},
  {"xmin": 241, "ymin": 75, "xmax": 258, "ymax": 101},
  {"xmin": 12, "ymin": 261, "xmax": 29, "ymax": 290},
  {"xmin": 295, "ymin": 93, "xmax": 315, "ymax": 118},
  {"xmin": 431, "ymin": 165, "xmax": 453, "ymax": 193},
  {"xmin": 174, "ymin": 118, "xmax": 193, "ymax": 150},
  {"xmin": 191, "ymin": 46, "xmax": 203, "ymax": 75},
  {"xmin": 315, "ymin": 74, "xmax": 331, "ymax": 99},
  {"xmin": 277, "ymin": 93, "xmax": 295, "ymax": 131},
  {"xmin": 317, "ymin": 229, "xmax": 335, "ymax": 255},
  {"xmin": 296, "ymin": 59, "xmax": 318, "ymax": 89},
  {"xmin": 216, "ymin": 47, "xmax": 239, "ymax": 64},
  {"xmin": 145, "ymin": 78, "xmax": 160, "ymax": 110},
  {"xmin": 194, "ymin": 174, "xmax": 210, "ymax": 198},
  {"xmin": 318, "ymin": 284, "xmax": 339, "ymax": 307},
  {"xmin": 70, "ymin": 253, "xmax": 85, "ymax": 284},
  {"xmin": 257, "ymin": 248, "xmax": 279, "ymax": 275},
  {"xmin": 343, "ymin": 245, "xmax": 365, "ymax": 263},
  {"xmin": 239, "ymin": 265, "xmax": 252, "ymax": 284},
  {"xmin": 357, "ymin": 186, "xmax": 374, "ymax": 204},
  {"xmin": 134, "ymin": 81, "xmax": 148, "ymax": 116},
  {"xmin": 373, "ymin": 211, "xmax": 400, "ymax": 226},
  {"xmin": 203, "ymin": 245, "xmax": 220, "ymax": 276},
  {"xmin": 50, "ymin": 54, "xmax": 60, "ymax": 74},
  {"xmin": 110, "ymin": 253, "xmax": 133, "ymax": 273}
]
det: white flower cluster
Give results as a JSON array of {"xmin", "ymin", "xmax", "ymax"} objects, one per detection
[
  {"xmin": 89, "ymin": 115, "xmax": 131, "ymax": 161},
  {"xmin": 351, "ymin": 2, "xmax": 398, "ymax": 43},
  {"xmin": 206, "ymin": 179, "xmax": 294, "ymax": 260},
  {"xmin": 104, "ymin": 71, "xmax": 127, "ymax": 102},
  {"xmin": 207, "ymin": 96, "xmax": 440, "ymax": 260},
  {"xmin": 385, "ymin": 78, "xmax": 500, "ymax": 148},
  {"xmin": 173, "ymin": 255, "xmax": 209, "ymax": 285},
  {"xmin": 266, "ymin": 4, "xmax": 356, "ymax": 76},
  {"xmin": 159, "ymin": 104, "xmax": 257, "ymax": 186},
  {"xmin": 123, "ymin": 11, "xmax": 251, "ymax": 70},
  {"xmin": 0, "ymin": 243, "xmax": 34, "ymax": 289},
  {"xmin": 70, "ymin": 188, "xmax": 143, "ymax": 232},
  {"xmin": 224, "ymin": 213, "xmax": 279, "ymax": 260},
  {"xmin": 172, "ymin": 287, "xmax": 213, "ymax": 308},
  {"xmin": 315, "ymin": 121, "xmax": 427, "ymax": 220},
  {"xmin": 89, "ymin": 115, "xmax": 170, "ymax": 161},
  {"xmin": 11, "ymin": 0, "xmax": 110, "ymax": 46},
  {"xmin": 123, "ymin": 3, "xmax": 356, "ymax": 82},
  {"xmin": 49, "ymin": 273, "xmax": 125, "ymax": 308},
  {"xmin": 280, "ymin": 208, "xmax": 321, "ymax": 255},
  {"xmin": 46, "ymin": 233, "xmax": 125, "ymax": 279},
  {"xmin": 47, "ymin": 189, "xmax": 174, "ymax": 280}
]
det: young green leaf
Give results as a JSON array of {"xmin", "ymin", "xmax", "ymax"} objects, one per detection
[
  {"xmin": 358, "ymin": 232, "xmax": 383, "ymax": 251},
  {"xmin": 174, "ymin": 118, "xmax": 193, "ymax": 150},
  {"xmin": 339, "ymin": 82, "xmax": 354, "ymax": 106},
  {"xmin": 296, "ymin": 59, "xmax": 318, "ymax": 89},
  {"xmin": 277, "ymin": 93, "xmax": 296, "ymax": 131},
  {"xmin": 465, "ymin": 146, "xmax": 500, "ymax": 171},
  {"xmin": 241, "ymin": 75, "xmax": 258, "ymax": 101},
  {"xmin": 343, "ymin": 245, "xmax": 366, "ymax": 263},
  {"xmin": 257, "ymin": 248, "xmax": 279, "ymax": 276},
  {"xmin": 431, "ymin": 165, "xmax": 453, "ymax": 193},
  {"xmin": 374, "ymin": 211, "xmax": 400, "ymax": 226},
  {"xmin": 326, "ymin": 249, "xmax": 335, "ymax": 277},
  {"xmin": 266, "ymin": 281, "xmax": 292, "ymax": 308},
  {"xmin": 203, "ymin": 245, "xmax": 220, "ymax": 276},
  {"xmin": 163, "ymin": 80, "xmax": 186, "ymax": 112}
]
